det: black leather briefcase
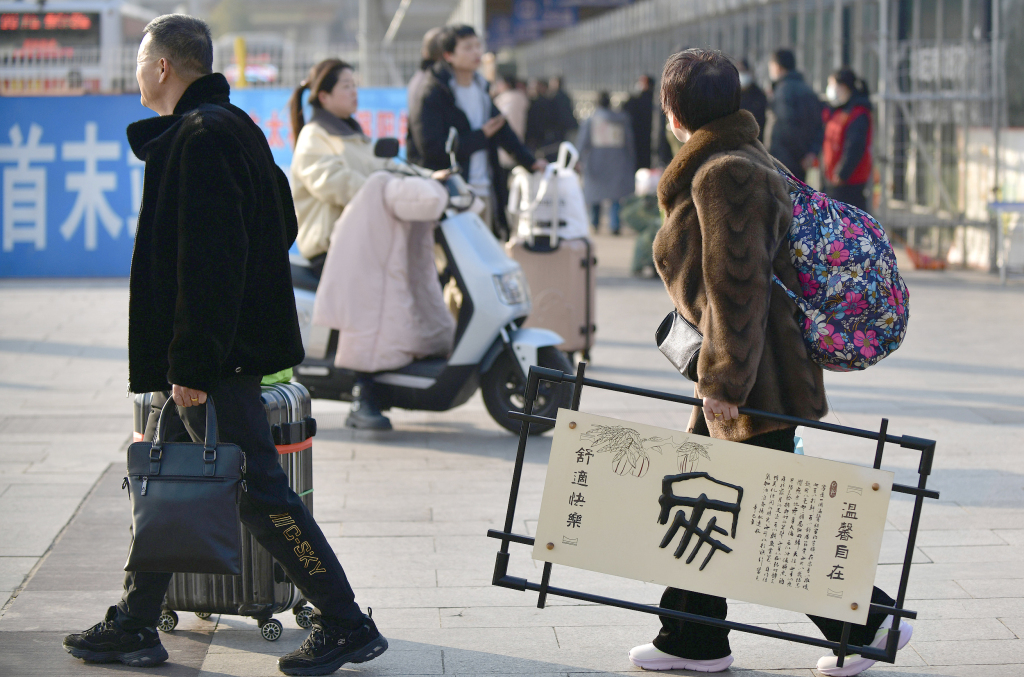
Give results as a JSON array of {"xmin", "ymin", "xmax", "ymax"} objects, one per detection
[{"xmin": 124, "ymin": 397, "xmax": 246, "ymax": 575}]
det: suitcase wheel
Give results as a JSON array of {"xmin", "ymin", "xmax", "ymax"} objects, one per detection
[
  {"xmin": 259, "ymin": 618, "xmax": 283, "ymax": 641},
  {"xmin": 195, "ymin": 612, "xmax": 212, "ymax": 620},
  {"xmin": 294, "ymin": 606, "xmax": 314, "ymax": 629},
  {"xmin": 156, "ymin": 610, "xmax": 178, "ymax": 633}
]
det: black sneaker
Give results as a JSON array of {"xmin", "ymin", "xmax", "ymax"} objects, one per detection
[
  {"xmin": 345, "ymin": 399, "xmax": 392, "ymax": 431},
  {"xmin": 63, "ymin": 606, "xmax": 168, "ymax": 667},
  {"xmin": 278, "ymin": 610, "xmax": 388, "ymax": 676}
]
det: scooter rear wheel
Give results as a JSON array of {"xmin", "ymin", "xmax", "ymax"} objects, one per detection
[{"xmin": 481, "ymin": 347, "xmax": 573, "ymax": 435}]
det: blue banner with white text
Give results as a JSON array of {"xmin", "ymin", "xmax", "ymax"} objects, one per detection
[{"xmin": 0, "ymin": 88, "xmax": 407, "ymax": 277}]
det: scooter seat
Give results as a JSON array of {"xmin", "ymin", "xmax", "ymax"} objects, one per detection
[{"xmin": 386, "ymin": 357, "xmax": 447, "ymax": 380}]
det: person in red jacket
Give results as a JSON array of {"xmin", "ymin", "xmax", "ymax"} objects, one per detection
[{"xmin": 822, "ymin": 68, "xmax": 873, "ymax": 212}]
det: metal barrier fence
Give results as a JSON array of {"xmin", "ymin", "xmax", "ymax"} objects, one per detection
[
  {"xmin": 514, "ymin": 0, "xmax": 1011, "ymax": 266},
  {"xmin": 490, "ymin": 362, "xmax": 938, "ymax": 669}
]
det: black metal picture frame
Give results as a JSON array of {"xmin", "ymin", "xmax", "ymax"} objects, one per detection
[{"xmin": 488, "ymin": 363, "xmax": 939, "ymax": 669}]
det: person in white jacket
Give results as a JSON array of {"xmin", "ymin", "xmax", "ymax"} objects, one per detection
[
  {"xmin": 290, "ymin": 58, "xmax": 453, "ymax": 430},
  {"xmin": 289, "ymin": 59, "xmax": 388, "ymax": 277}
]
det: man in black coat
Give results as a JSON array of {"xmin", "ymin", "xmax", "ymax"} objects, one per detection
[
  {"xmin": 407, "ymin": 25, "xmax": 543, "ymax": 238},
  {"xmin": 766, "ymin": 49, "xmax": 823, "ymax": 181},
  {"xmin": 525, "ymin": 79, "xmax": 557, "ymax": 155},
  {"xmin": 548, "ymin": 75, "xmax": 579, "ymax": 146},
  {"xmin": 62, "ymin": 16, "xmax": 387, "ymax": 676},
  {"xmin": 623, "ymin": 74, "xmax": 655, "ymax": 170}
]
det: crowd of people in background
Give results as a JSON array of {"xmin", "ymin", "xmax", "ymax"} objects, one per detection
[
  {"xmin": 289, "ymin": 21, "xmax": 877, "ymax": 273},
  {"xmin": 398, "ymin": 27, "xmax": 877, "ymax": 254}
]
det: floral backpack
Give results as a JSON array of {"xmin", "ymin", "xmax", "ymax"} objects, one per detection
[{"xmin": 772, "ymin": 166, "xmax": 909, "ymax": 372}]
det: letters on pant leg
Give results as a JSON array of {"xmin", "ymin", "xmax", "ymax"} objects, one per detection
[{"xmin": 269, "ymin": 513, "xmax": 328, "ymax": 576}]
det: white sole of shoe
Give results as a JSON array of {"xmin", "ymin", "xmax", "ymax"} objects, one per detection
[
  {"xmin": 817, "ymin": 621, "xmax": 913, "ymax": 676},
  {"xmin": 629, "ymin": 653, "xmax": 734, "ymax": 672}
]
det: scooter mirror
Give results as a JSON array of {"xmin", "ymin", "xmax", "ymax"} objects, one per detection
[{"xmin": 374, "ymin": 138, "xmax": 401, "ymax": 158}]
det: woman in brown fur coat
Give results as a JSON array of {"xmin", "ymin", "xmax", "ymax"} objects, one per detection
[{"xmin": 627, "ymin": 49, "xmax": 910, "ymax": 677}]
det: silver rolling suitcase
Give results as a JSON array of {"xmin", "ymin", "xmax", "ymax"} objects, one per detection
[{"xmin": 131, "ymin": 382, "xmax": 317, "ymax": 641}]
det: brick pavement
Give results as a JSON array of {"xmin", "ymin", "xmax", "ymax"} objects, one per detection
[{"xmin": 1, "ymin": 234, "xmax": 1023, "ymax": 676}]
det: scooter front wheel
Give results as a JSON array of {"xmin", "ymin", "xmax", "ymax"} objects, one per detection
[{"xmin": 481, "ymin": 347, "xmax": 574, "ymax": 435}]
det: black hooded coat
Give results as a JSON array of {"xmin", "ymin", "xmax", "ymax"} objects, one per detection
[{"xmin": 125, "ymin": 74, "xmax": 304, "ymax": 394}]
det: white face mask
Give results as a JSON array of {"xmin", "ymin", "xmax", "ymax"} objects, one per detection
[
  {"xmin": 739, "ymin": 72, "xmax": 753, "ymax": 89},
  {"xmin": 826, "ymin": 83, "xmax": 841, "ymax": 106}
]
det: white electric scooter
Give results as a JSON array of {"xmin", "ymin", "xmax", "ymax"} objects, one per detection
[{"xmin": 290, "ymin": 131, "xmax": 572, "ymax": 434}]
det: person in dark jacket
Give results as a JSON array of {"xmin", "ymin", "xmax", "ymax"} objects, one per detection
[
  {"xmin": 525, "ymin": 78, "xmax": 557, "ymax": 155},
  {"xmin": 822, "ymin": 67, "xmax": 873, "ymax": 212},
  {"xmin": 549, "ymin": 75, "xmax": 579, "ymax": 145},
  {"xmin": 61, "ymin": 16, "xmax": 388, "ymax": 676},
  {"xmin": 407, "ymin": 24, "xmax": 543, "ymax": 239},
  {"xmin": 737, "ymin": 58, "xmax": 767, "ymax": 140},
  {"xmin": 623, "ymin": 74, "xmax": 656, "ymax": 170},
  {"xmin": 766, "ymin": 48, "xmax": 823, "ymax": 181},
  {"xmin": 626, "ymin": 48, "xmax": 911, "ymax": 677}
]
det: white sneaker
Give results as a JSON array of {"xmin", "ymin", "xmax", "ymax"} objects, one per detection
[
  {"xmin": 816, "ymin": 616, "xmax": 913, "ymax": 676},
  {"xmin": 628, "ymin": 643, "xmax": 734, "ymax": 672}
]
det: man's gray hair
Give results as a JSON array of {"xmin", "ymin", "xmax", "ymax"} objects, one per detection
[{"xmin": 144, "ymin": 14, "xmax": 213, "ymax": 81}]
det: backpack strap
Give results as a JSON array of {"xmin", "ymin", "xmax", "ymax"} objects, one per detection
[{"xmin": 772, "ymin": 274, "xmax": 813, "ymax": 319}]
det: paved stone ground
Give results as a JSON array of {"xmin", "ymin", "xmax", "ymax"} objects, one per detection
[{"xmin": 1, "ymin": 233, "xmax": 1023, "ymax": 676}]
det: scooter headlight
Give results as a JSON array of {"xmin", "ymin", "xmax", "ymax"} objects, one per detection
[{"xmin": 493, "ymin": 270, "xmax": 529, "ymax": 305}]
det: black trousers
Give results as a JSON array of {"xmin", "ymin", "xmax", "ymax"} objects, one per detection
[
  {"xmin": 825, "ymin": 183, "xmax": 869, "ymax": 214},
  {"xmin": 653, "ymin": 418, "xmax": 894, "ymax": 660},
  {"xmin": 117, "ymin": 375, "xmax": 362, "ymax": 630}
]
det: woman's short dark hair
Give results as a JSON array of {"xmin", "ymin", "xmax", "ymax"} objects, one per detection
[
  {"xmin": 440, "ymin": 24, "xmax": 476, "ymax": 55},
  {"xmin": 597, "ymin": 91, "xmax": 611, "ymax": 109},
  {"xmin": 143, "ymin": 14, "xmax": 212, "ymax": 81},
  {"xmin": 660, "ymin": 48, "xmax": 740, "ymax": 133},
  {"xmin": 772, "ymin": 48, "xmax": 797, "ymax": 72}
]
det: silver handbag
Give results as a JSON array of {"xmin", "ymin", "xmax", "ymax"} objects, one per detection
[{"xmin": 655, "ymin": 310, "xmax": 703, "ymax": 382}]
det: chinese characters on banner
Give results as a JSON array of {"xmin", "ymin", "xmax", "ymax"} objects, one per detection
[
  {"xmin": 752, "ymin": 475, "xmax": 825, "ymax": 589},
  {"xmin": 0, "ymin": 88, "xmax": 408, "ymax": 277},
  {"xmin": 565, "ymin": 448, "xmax": 593, "ymax": 532},
  {"xmin": 533, "ymin": 410, "xmax": 893, "ymax": 624}
]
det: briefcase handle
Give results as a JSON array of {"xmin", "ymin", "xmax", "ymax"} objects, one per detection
[{"xmin": 150, "ymin": 396, "xmax": 221, "ymax": 476}]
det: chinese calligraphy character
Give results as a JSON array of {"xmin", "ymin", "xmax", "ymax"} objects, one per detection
[
  {"xmin": 843, "ymin": 503, "xmax": 858, "ymax": 519},
  {"xmin": 566, "ymin": 512, "xmax": 582, "ymax": 528},
  {"xmin": 569, "ymin": 492, "xmax": 586, "ymax": 507},
  {"xmin": 837, "ymin": 522, "xmax": 854, "ymax": 541},
  {"xmin": 835, "ymin": 545, "xmax": 849, "ymax": 559},
  {"xmin": 0, "ymin": 123, "xmax": 55, "ymax": 251},
  {"xmin": 59, "ymin": 122, "xmax": 123, "ymax": 250},
  {"xmin": 573, "ymin": 470, "xmax": 588, "ymax": 486},
  {"xmin": 575, "ymin": 449, "xmax": 594, "ymax": 465},
  {"xmin": 826, "ymin": 565, "xmax": 845, "ymax": 580},
  {"xmin": 658, "ymin": 472, "xmax": 743, "ymax": 571}
]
